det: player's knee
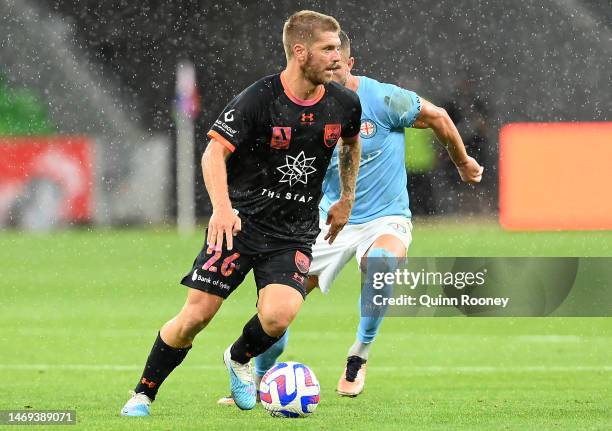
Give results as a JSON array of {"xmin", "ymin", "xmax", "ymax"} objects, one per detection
[
  {"xmin": 258, "ymin": 311, "xmax": 294, "ymax": 337},
  {"xmin": 364, "ymin": 248, "xmax": 401, "ymax": 303},
  {"xmin": 257, "ymin": 286, "xmax": 302, "ymax": 336},
  {"xmin": 262, "ymin": 317, "xmax": 292, "ymax": 337},
  {"xmin": 179, "ymin": 305, "xmax": 215, "ymax": 334},
  {"xmin": 366, "ymin": 247, "xmax": 400, "ymax": 273}
]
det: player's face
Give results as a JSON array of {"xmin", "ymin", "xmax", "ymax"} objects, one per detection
[
  {"xmin": 332, "ymin": 51, "xmax": 352, "ymax": 86},
  {"xmin": 303, "ymin": 31, "xmax": 341, "ymax": 85}
]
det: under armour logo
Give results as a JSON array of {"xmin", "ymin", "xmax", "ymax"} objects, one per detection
[
  {"xmin": 224, "ymin": 109, "xmax": 235, "ymax": 122},
  {"xmin": 140, "ymin": 377, "xmax": 157, "ymax": 389},
  {"xmin": 301, "ymin": 112, "xmax": 315, "ymax": 123}
]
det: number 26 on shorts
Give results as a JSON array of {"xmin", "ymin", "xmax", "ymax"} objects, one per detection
[{"xmin": 202, "ymin": 247, "xmax": 240, "ymax": 277}]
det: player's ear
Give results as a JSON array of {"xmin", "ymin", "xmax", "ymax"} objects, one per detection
[
  {"xmin": 347, "ymin": 56, "xmax": 355, "ymax": 71},
  {"xmin": 293, "ymin": 43, "xmax": 308, "ymax": 63}
]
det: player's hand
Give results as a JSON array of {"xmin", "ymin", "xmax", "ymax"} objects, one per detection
[
  {"xmin": 456, "ymin": 156, "xmax": 484, "ymax": 184},
  {"xmin": 324, "ymin": 197, "xmax": 353, "ymax": 245},
  {"xmin": 207, "ymin": 206, "xmax": 241, "ymax": 251}
]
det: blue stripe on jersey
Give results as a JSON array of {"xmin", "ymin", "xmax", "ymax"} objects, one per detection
[{"xmin": 320, "ymin": 76, "xmax": 421, "ymax": 224}]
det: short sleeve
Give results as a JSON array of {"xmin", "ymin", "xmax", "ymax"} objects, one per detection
[
  {"xmin": 385, "ymin": 86, "xmax": 421, "ymax": 129},
  {"xmin": 341, "ymin": 97, "xmax": 362, "ymax": 138},
  {"xmin": 207, "ymin": 86, "xmax": 259, "ymax": 152}
]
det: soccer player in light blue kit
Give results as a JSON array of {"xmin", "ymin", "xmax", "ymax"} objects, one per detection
[{"xmin": 219, "ymin": 31, "xmax": 483, "ymax": 403}]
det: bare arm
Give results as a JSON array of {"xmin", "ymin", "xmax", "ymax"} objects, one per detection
[
  {"xmin": 325, "ymin": 135, "xmax": 361, "ymax": 244},
  {"xmin": 202, "ymin": 139, "xmax": 232, "ymax": 211},
  {"xmin": 338, "ymin": 134, "xmax": 360, "ymax": 204},
  {"xmin": 201, "ymin": 139, "xmax": 241, "ymax": 250},
  {"xmin": 413, "ymin": 98, "xmax": 483, "ymax": 183}
]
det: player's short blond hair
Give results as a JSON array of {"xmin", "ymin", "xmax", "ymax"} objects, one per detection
[
  {"xmin": 282, "ymin": 10, "xmax": 341, "ymax": 61},
  {"xmin": 339, "ymin": 30, "xmax": 351, "ymax": 57}
]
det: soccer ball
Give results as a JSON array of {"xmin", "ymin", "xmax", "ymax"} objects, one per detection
[{"xmin": 259, "ymin": 361, "xmax": 320, "ymax": 418}]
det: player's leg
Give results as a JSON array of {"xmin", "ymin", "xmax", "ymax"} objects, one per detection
[
  {"xmin": 216, "ymin": 275, "xmax": 318, "ymax": 406},
  {"xmin": 250, "ymin": 225, "xmax": 355, "ymax": 378},
  {"xmin": 252, "ymin": 275, "xmax": 318, "ymax": 376},
  {"xmin": 338, "ymin": 219, "xmax": 411, "ymax": 397},
  {"xmin": 353, "ymin": 234, "xmax": 406, "ymax": 357},
  {"xmin": 160, "ymin": 289, "xmax": 225, "ymax": 347},
  {"xmin": 253, "ymin": 329, "xmax": 290, "ymax": 380},
  {"xmin": 224, "ymin": 283, "xmax": 304, "ymax": 409},
  {"xmin": 223, "ymin": 246, "xmax": 315, "ymax": 409},
  {"xmin": 257, "ymin": 283, "xmax": 304, "ymax": 336},
  {"xmin": 218, "ymin": 228, "xmax": 355, "ymax": 407},
  {"xmin": 121, "ymin": 289, "xmax": 224, "ymax": 416},
  {"xmin": 248, "ymin": 224, "xmax": 352, "ymax": 379},
  {"xmin": 122, "ymin": 232, "xmax": 250, "ymax": 416}
]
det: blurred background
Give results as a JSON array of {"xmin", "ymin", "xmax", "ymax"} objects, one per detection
[{"xmin": 0, "ymin": 0, "xmax": 610, "ymax": 230}]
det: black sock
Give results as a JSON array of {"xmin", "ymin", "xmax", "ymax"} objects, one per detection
[
  {"xmin": 230, "ymin": 314, "xmax": 283, "ymax": 364},
  {"xmin": 134, "ymin": 332, "xmax": 191, "ymax": 400}
]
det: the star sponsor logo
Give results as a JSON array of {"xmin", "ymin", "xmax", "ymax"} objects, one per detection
[
  {"xmin": 276, "ymin": 151, "xmax": 317, "ymax": 186},
  {"xmin": 260, "ymin": 188, "xmax": 315, "ymax": 203}
]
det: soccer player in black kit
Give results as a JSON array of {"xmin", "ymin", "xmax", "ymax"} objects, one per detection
[{"xmin": 121, "ymin": 10, "xmax": 362, "ymax": 415}]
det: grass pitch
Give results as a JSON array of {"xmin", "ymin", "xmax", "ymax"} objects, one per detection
[{"xmin": 1, "ymin": 220, "xmax": 611, "ymax": 430}]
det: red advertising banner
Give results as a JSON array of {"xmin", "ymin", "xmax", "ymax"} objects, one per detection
[
  {"xmin": 499, "ymin": 122, "xmax": 612, "ymax": 230},
  {"xmin": 0, "ymin": 136, "xmax": 94, "ymax": 228}
]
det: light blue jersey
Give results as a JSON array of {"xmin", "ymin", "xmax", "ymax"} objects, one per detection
[{"xmin": 319, "ymin": 76, "xmax": 421, "ymax": 224}]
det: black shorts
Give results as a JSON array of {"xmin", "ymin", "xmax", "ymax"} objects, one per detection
[{"xmin": 180, "ymin": 229, "xmax": 312, "ymax": 299}]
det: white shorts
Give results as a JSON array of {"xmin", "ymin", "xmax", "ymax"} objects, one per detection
[{"xmin": 309, "ymin": 215, "xmax": 413, "ymax": 293}]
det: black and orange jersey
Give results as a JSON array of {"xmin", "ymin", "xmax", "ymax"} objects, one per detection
[{"xmin": 207, "ymin": 71, "xmax": 361, "ymax": 245}]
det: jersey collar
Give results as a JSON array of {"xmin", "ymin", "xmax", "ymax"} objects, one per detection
[{"xmin": 280, "ymin": 71, "xmax": 326, "ymax": 107}]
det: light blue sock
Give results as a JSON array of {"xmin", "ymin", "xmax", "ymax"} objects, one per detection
[
  {"xmin": 254, "ymin": 329, "xmax": 289, "ymax": 377},
  {"xmin": 354, "ymin": 248, "xmax": 400, "ymax": 354},
  {"xmin": 357, "ymin": 294, "xmax": 385, "ymax": 344}
]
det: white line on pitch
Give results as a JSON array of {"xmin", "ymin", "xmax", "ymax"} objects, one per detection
[
  {"xmin": 0, "ymin": 364, "xmax": 610, "ymax": 373},
  {"xmin": 7, "ymin": 330, "xmax": 610, "ymax": 344}
]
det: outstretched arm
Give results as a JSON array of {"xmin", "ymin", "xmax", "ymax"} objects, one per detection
[
  {"xmin": 202, "ymin": 139, "xmax": 241, "ymax": 250},
  {"xmin": 325, "ymin": 135, "xmax": 361, "ymax": 244},
  {"xmin": 412, "ymin": 98, "xmax": 483, "ymax": 184}
]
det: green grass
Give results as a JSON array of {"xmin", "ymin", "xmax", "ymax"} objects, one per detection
[{"xmin": 1, "ymin": 221, "xmax": 611, "ymax": 430}]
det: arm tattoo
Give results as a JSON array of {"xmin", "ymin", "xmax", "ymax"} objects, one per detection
[{"xmin": 338, "ymin": 140, "xmax": 361, "ymax": 202}]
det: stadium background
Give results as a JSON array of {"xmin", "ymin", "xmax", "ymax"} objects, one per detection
[
  {"xmin": 2, "ymin": 0, "xmax": 611, "ymax": 224},
  {"xmin": 1, "ymin": 0, "xmax": 610, "ymax": 429}
]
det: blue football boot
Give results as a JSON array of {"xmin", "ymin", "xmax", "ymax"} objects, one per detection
[
  {"xmin": 120, "ymin": 391, "xmax": 151, "ymax": 416},
  {"xmin": 223, "ymin": 346, "xmax": 256, "ymax": 410}
]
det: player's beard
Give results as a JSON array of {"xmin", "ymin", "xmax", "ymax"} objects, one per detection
[{"xmin": 303, "ymin": 51, "xmax": 333, "ymax": 85}]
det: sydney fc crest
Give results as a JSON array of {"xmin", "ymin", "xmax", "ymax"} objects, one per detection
[
  {"xmin": 294, "ymin": 250, "xmax": 311, "ymax": 274},
  {"xmin": 324, "ymin": 124, "xmax": 341, "ymax": 147}
]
